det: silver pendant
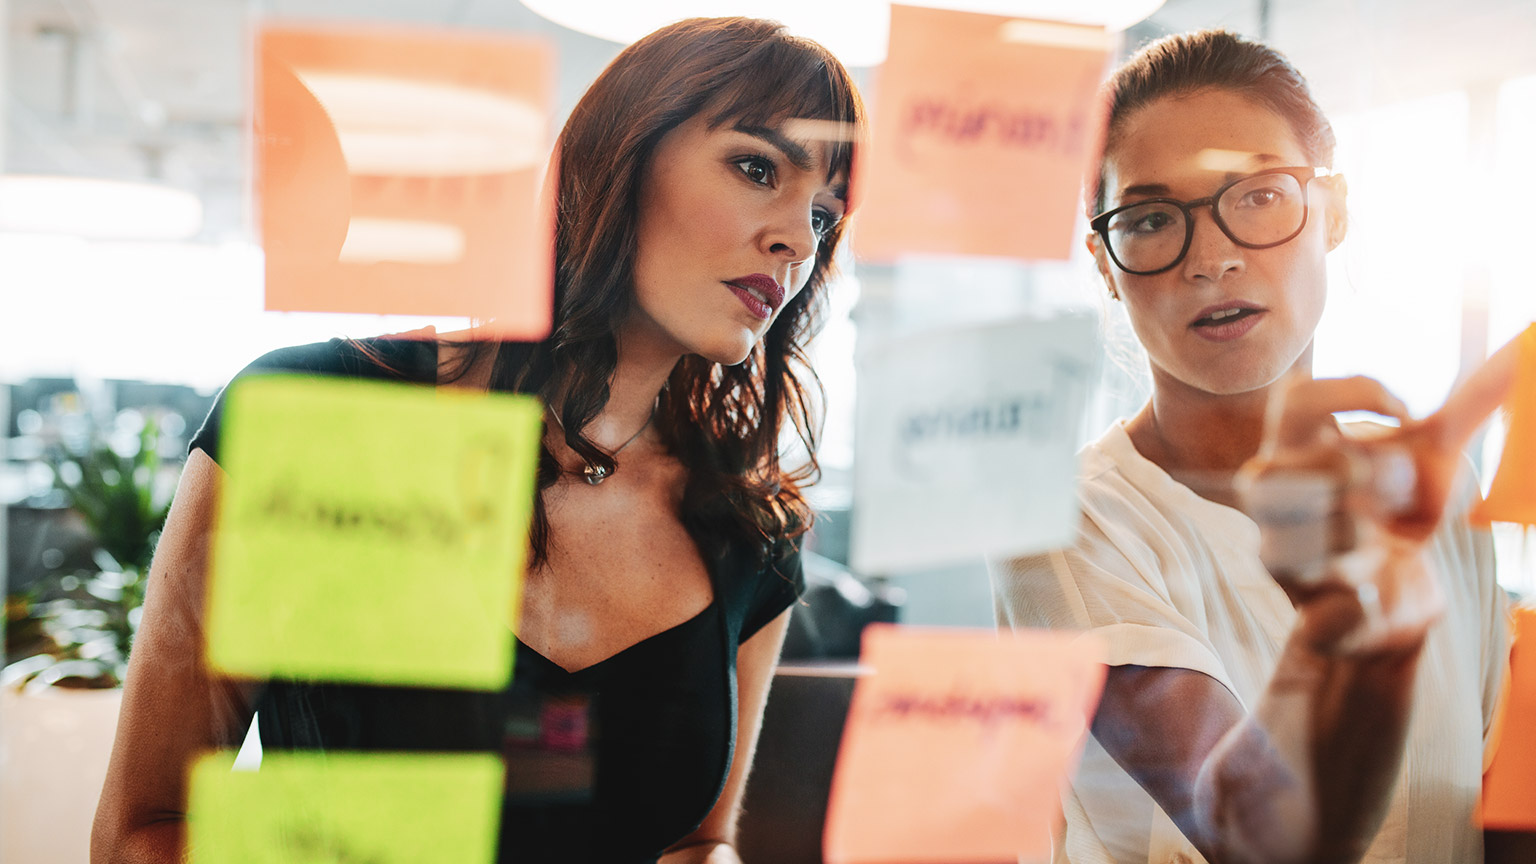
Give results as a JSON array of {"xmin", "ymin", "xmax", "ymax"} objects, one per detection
[{"xmin": 582, "ymin": 463, "xmax": 609, "ymax": 485}]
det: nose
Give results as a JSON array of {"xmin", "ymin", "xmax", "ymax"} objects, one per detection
[
  {"xmin": 1181, "ymin": 207, "xmax": 1244, "ymax": 282},
  {"xmin": 761, "ymin": 197, "xmax": 820, "ymax": 265}
]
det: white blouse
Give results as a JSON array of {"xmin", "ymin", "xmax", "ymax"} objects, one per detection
[{"xmin": 990, "ymin": 421, "xmax": 1510, "ymax": 864}]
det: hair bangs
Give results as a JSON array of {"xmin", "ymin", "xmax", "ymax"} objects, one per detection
[
  {"xmin": 488, "ymin": 16, "xmax": 866, "ymax": 569},
  {"xmin": 703, "ymin": 33, "xmax": 862, "ymax": 186}
]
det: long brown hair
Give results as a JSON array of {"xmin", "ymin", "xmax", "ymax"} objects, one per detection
[{"xmin": 475, "ymin": 17, "xmax": 863, "ymax": 569}]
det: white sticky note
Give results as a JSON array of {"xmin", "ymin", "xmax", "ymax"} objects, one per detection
[{"xmin": 851, "ymin": 314, "xmax": 1097, "ymax": 573}]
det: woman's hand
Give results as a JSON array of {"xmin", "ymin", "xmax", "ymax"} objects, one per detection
[
  {"xmin": 1239, "ymin": 343, "xmax": 1520, "ymax": 656},
  {"xmin": 1237, "ymin": 374, "xmax": 1441, "ymax": 656}
]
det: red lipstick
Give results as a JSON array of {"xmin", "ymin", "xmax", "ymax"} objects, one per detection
[{"xmin": 724, "ymin": 274, "xmax": 785, "ymax": 320}]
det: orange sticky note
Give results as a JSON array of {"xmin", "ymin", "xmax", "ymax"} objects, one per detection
[
  {"xmin": 1474, "ymin": 324, "xmax": 1536, "ymax": 525},
  {"xmin": 1483, "ymin": 605, "xmax": 1536, "ymax": 829},
  {"xmin": 854, "ymin": 5, "xmax": 1112, "ymax": 261},
  {"xmin": 256, "ymin": 25, "xmax": 554, "ymax": 339},
  {"xmin": 824, "ymin": 625, "xmax": 1106, "ymax": 863}
]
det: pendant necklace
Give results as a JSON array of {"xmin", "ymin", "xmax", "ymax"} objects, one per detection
[{"xmin": 549, "ymin": 400, "xmax": 657, "ymax": 486}]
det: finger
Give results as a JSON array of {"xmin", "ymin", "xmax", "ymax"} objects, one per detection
[
  {"xmin": 1424, "ymin": 329, "xmax": 1523, "ymax": 452},
  {"xmin": 1268, "ymin": 376, "xmax": 1412, "ymax": 450}
]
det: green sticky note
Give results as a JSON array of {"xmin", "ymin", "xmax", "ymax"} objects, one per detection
[
  {"xmin": 187, "ymin": 751, "xmax": 504, "ymax": 863},
  {"xmin": 208, "ymin": 375, "xmax": 540, "ymax": 689}
]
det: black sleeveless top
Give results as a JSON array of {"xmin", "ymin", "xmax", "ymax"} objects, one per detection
[{"xmin": 190, "ymin": 336, "xmax": 802, "ymax": 863}]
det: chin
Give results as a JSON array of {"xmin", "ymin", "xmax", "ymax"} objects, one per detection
[
  {"xmin": 1191, "ymin": 359, "xmax": 1298, "ymax": 396},
  {"xmin": 1180, "ymin": 335, "xmax": 1311, "ymax": 396},
  {"xmin": 688, "ymin": 333, "xmax": 758, "ymax": 367}
]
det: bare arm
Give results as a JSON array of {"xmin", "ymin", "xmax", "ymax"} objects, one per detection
[
  {"xmin": 1098, "ymin": 584, "xmax": 1426, "ymax": 863},
  {"xmin": 660, "ymin": 608, "xmax": 792, "ymax": 864},
  {"xmin": 1100, "ymin": 358, "xmax": 1519, "ymax": 864},
  {"xmin": 91, "ymin": 450, "xmax": 260, "ymax": 864}
]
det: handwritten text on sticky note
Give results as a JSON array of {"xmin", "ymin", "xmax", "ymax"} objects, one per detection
[
  {"xmin": 852, "ymin": 314, "xmax": 1097, "ymax": 573},
  {"xmin": 854, "ymin": 6, "xmax": 1112, "ymax": 261},
  {"xmin": 208, "ymin": 375, "xmax": 541, "ymax": 689},
  {"xmin": 187, "ymin": 751, "xmax": 504, "ymax": 863},
  {"xmin": 824, "ymin": 625, "xmax": 1106, "ymax": 863}
]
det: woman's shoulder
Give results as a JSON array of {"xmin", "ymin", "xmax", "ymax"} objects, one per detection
[
  {"xmin": 232, "ymin": 330, "xmax": 437, "ymax": 382},
  {"xmin": 721, "ymin": 535, "xmax": 805, "ymax": 644},
  {"xmin": 188, "ymin": 331, "xmax": 439, "ymax": 460},
  {"xmin": 995, "ymin": 422, "xmax": 1261, "ymax": 605},
  {"xmin": 237, "ymin": 338, "xmax": 352, "ymax": 376},
  {"xmin": 1072, "ymin": 424, "xmax": 1179, "ymax": 536}
]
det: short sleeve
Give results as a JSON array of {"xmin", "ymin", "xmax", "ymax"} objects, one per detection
[
  {"xmin": 189, "ymin": 341, "xmax": 338, "ymax": 462},
  {"xmin": 738, "ymin": 541, "xmax": 804, "ymax": 644},
  {"xmin": 990, "ymin": 511, "xmax": 1243, "ymax": 700},
  {"xmin": 989, "ymin": 461, "xmax": 1265, "ymax": 704},
  {"xmin": 188, "ymin": 336, "xmax": 436, "ymax": 464}
]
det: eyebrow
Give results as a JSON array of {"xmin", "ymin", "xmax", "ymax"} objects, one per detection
[
  {"xmin": 1116, "ymin": 153, "xmax": 1290, "ymax": 202},
  {"xmin": 734, "ymin": 124, "xmax": 814, "ymax": 170},
  {"xmin": 733, "ymin": 123, "xmax": 849, "ymax": 202}
]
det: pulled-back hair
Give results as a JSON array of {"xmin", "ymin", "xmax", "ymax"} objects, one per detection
[
  {"xmin": 1092, "ymin": 29, "xmax": 1335, "ymax": 214},
  {"xmin": 486, "ymin": 17, "xmax": 863, "ymax": 568}
]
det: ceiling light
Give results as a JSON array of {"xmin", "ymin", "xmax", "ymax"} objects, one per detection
[
  {"xmin": 518, "ymin": 0, "xmax": 1164, "ymax": 67},
  {"xmin": 916, "ymin": 1, "xmax": 1165, "ymax": 33}
]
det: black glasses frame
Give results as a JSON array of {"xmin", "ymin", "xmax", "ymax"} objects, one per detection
[{"xmin": 1090, "ymin": 166, "xmax": 1331, "ymax": 276}]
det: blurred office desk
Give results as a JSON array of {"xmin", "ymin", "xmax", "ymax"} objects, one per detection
[{"xmin": 737, "ymin": 661, "xmax": 864, "ymax": 864}]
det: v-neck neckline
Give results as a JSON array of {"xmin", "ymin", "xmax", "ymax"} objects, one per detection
[
  {"xmin": 514, "ymin": 601, "xmax": 719, "ymax": 677},
  {"xmin": 404, "ymin": 333, "xmax": 729, "ymax": 681}
]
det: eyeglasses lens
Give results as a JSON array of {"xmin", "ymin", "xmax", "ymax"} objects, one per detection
[
  {"xmin": 1106, "ymin": 172, "xmax": 1308, "ymax": 273},
  {"xmin": 1217, "ymin": 173, "xmax": 1307, "ymax": 247},
  {"xmin": 1106, "ymin": 203, "xmax": 1185, "ymax": 274}
]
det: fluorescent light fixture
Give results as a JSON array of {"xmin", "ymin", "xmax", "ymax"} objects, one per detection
[
  {"xmin": 0, "ymin": 175, "xmax": 203, "ymax": 241},
  {"xmin": 294, "ymin": 72, "xmax": 547, "ymax": 176},
  {"xmin": 918, "ymin": 0, "xmax": 1165, "ymax": 32},
  {"xmin": 521, "ymin": 0, "xmax": 886, "ymax": 66},
  {"xmin": 518, "ymin": 0, "xmax": 1163, "ymax": 66},
  {"xmin": 999, "ymin": 18, "xmax": 1120, "ymax": 49}
]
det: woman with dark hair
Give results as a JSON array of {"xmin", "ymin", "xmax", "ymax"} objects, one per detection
[
  {"xmin": 992, "ymin": 30, "xmax": 1518, "ymax": 863},
  {"xmin": 93, "ymin": 17, "xmax": 862, "ymax": 864}
]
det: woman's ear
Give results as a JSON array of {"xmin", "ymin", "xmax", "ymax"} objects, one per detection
[
  {"xmin": 1087, "ymin": 232, "xmax": 1120, "ymax": 300},
  {"xmin": 1323, "ymin": 173, "xmax": 1349, "ymax": 251}
]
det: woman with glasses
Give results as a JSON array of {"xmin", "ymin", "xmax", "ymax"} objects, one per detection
[
  {"xmin": 93, "ymin": 18, "xmax": 860, "ymax": 864},
  {"xmin": 992, "ymin": 30, "xmax": 1518, "ymax": 862}
]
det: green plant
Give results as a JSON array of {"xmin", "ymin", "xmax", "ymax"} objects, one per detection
[{"xmin": 4, "ymin": 414, "xmax": 174, "ymax": 689}]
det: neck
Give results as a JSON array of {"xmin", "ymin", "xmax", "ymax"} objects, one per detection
[
  {"xmin": 556, "ymin": 315, "xmax": 682, "ymax": 450},
  {"xmin": 1126, "ymin": 351, "xmax": 1314, "ymax": 500}
]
